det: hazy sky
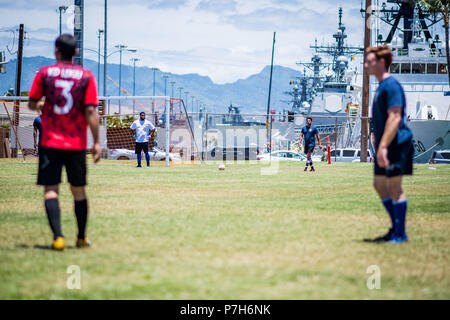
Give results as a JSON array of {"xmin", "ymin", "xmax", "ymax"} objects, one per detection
[{"xmin": 0, "ymin": 0, "xmax": 366, "ymax": 83}]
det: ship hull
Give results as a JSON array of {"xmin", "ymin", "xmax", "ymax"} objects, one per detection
[{"xmin": 408, "ymin": 119, "xmax": 450, "ymax": 163}]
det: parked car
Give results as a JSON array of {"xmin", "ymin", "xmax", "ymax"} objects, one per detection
[
  {"xmin": 329, "ymin": 148, "xmax": 373, "ymax": 162},
  {"xmin": 257, "ymin": 150, "xmax": 310, "ymax": 161},
  {"xmin": 429, "ymin": 149, "xmax": 450, "ymax": 164},
  {"xmin": 108, "ymin": 147, "xmax": 182, "ymax": 161}
]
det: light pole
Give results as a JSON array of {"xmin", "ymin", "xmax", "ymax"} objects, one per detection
[
  {"xmin": 131, "ymin": 57, "xmax": 140, "ymax": 115},
  {"xmin": 103, "ymin": 0, "xmax": 107, "ymax": 97},
  {"xmin": 115, "ymin": 44, "xmax": 136, "ymax": 114},
  {"xmin": 170, "ymin": 81, "xmax": 176, "ymax": 98},
  {"xmin": 178, "ymin": 86, "xmax": 183, "ymax": 99},
  {"xmin": 163, "ymin": 74, "xmax": 169, "ymax": 97},
  {"xmin": 151, "ymin": 67, "xmax": 159, "ymax": 96},
  {"xmin": 58, "ymin": 6, "xmax": 68, "ymax": 36},
  {"xmin": 97, "ymin": 29, "xmax": 103, "ymax": 92},
  {"xmin": 184, "ymin": 91, "xmax": 190, "ymax": 111},
  {"xmin": 191, "ymin": 96, "xmax": 195, "ymax": 113}
]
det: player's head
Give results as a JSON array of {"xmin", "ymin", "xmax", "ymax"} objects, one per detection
[
  {"xmin": 365, "ymin": 45, "xmax": 392, "ymax": 75},
  {"xmin": 306, "ymin": 116, "xmax": 312, "ymax": 126},
  {"xmin": 140, "ymin": 112, "xmax": 145, "ymax": 120},
  {"xmin": 55, "ymin": 34, "xmax": 78, "ymax": 62}
]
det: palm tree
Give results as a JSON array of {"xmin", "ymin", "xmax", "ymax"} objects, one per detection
[{"xmin": 419, "ymin": 0, "xmax": 450, "ymax": 86}]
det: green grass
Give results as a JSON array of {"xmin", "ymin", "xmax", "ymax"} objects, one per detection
[{"xmin": 0, "ymin": 159, "xmax": 449, "ymax": 299}]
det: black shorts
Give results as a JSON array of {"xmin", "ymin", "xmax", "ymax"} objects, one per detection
[
  {"xmin": 38, "ymin": 147, "xmax": 87, "ymax": 186},
  {"xmin": 304, "ymin": 145, "xmax": 315, "ymax": 154},
  {"xmin": 135, "ymin": 142, "xmax": 149, "ymax": 154},
  {"xmin": 374, "ymin": 140, "xmax": 414, "ymax": 177}
]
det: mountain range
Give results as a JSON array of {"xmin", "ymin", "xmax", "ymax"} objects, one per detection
[{"xmin": 0, "ymin": 56, "xmax": 300, "ymax": 113}]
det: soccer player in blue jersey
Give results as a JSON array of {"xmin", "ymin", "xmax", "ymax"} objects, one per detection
[
  {"xmin": 298, "ymin": 117, "xmax": 321, "ymax": 172},
  {"xmin": 365, "ymin": 45, "xmax": 414, "ymax": 243}
]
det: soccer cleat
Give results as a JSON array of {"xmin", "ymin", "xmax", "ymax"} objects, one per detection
[
  {"xmin": 136, "ymin": 164, "xmax": 142, "ymax": 168},
  {"xmin": 52, "ymin": 236, "xmax": 65, "ymax": 251},
  {"xmin": 310, "ymin": 168, "xmax": 315, "ymax": 172},
  {"xmin": 304, "ymin": 167, "xmax": 308, "ymax": 172},
  {"xmin": 147, "ymin": 165, "xmax": 150, "ymax": 168},
  {"xmin": 76, "ymin": 238, "xmax": 91, "ymax": 248},
  {"xmin": 390, "ymin": 235, "xmax": 409, "ymax": 244}
]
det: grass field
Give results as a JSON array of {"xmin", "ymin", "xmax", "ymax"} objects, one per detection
[{"xmin": 0, "ymin": 159, "xmax": 449, "ymax": 299}]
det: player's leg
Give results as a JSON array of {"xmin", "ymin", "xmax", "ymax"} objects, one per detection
[
  {"xmin": 65, "ymin": 150, "xmax": 90, "ymax": 248},
  {"xmin": 304, "ymin": 146, "xmax": 309, "ymax": 171},
  {"xmin": 365, "ymin": 172, "xmax": 395, "ymax": 242},
  {"xmin": 309, "ymin": 150, "xmax": 315, "ymax": 171},
  {"xmin": 387, "ymin": 175, "xmax": 408, "ymax": 242},
  {"xmin": 38, "ymin": 147, "xmax": 65, "ymax": 250},
  {"xmin": 143, "ymin": 143, "xmax": 150, "ymax": 167},
  {"xmin": 135, "ymin": 143, "xmax": 142, "ymax": 167}
]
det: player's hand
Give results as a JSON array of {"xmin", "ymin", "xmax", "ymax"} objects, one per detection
[
  {"xmin": 376, "ymin": 146, "xmax": 389, "ymax": 168},
  {"xmin": 92, "ymin": 142, "xmax": 101, "ymax": 164}
]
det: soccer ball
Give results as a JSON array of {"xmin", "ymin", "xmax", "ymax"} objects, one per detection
[{"xmin": 218, "ymin": 164, "xmax": 225, "ymax": 171}]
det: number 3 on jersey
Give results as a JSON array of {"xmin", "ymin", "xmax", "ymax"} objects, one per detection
[{"xmin": 54, "ymin": 79, "xmax": 74, "ymax": 115}]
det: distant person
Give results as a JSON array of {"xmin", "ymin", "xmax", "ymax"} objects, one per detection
[
  {"xmin": 33, "ymin": 113, "xmax": 41, "ymax": 154},
  {"xmin": 364, "ymin": 45, "xmax": 414, "ymax": 244},
  {"xmin": 28, "ymin": 34, "xmax": 100, "ymax": 251},
  {"xmin": 130, "ymin": 112, "xmax": 155, "ymax": 168},
  {"xmin": 298, "ymin": 116, "xmax": 321, "ymax": 172}
]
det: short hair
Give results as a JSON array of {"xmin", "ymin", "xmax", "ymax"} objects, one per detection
[
  {"xmin": 55, "ymin": 34, "xmax": 77, "ymax": 60},
  {"xmin": 306, "ymin": 116, "xmax": 312, "ymax": 121},
  {"xmin": 140, "ymin": 112, "xmax": 145, "ymax": 116},
  {"xmin": 366, "ymin": 45, "xmax": 393, "ymax": 69}
]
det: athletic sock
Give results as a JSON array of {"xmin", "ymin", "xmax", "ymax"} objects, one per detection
[
  {"xmin": 137, "ymin": 153, "xmax": 142, "ymax": 166},
  {"xmin": 74, "ymin": 199, "xmax": 88, "ymax": 240},
  {"xmin": 381, "ymin": 196, "xmax": 395, "ymax": 228},
  {"xmin": 392, "ymin": 199, "xmax": 407, "ymax": 238},
  {"xmin": 44, "ymin": 199, "xmax": 63, "ymax": 240},
  {"xmin": 310, "ymin": 160, "xmax": 314, "ymax": 170},
  {"xmin": 144, "ymin": 152, "xmax": 150, "ymax": 166}
]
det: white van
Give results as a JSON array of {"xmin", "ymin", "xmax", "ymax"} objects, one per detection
[{"xmin": 329, "ymin": 148, "xmax": 373, "ymax": 162}]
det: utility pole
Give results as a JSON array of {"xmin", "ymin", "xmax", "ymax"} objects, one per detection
[
  {"xmin": 14, "ymin": 24, "xmax": 24, "ymax": 158},
  {"xmin": 266, "ymin": 31, "xmax": 276, "ymax": 152},
  {"xmin": 58, "ymin": 6, "xmax": 68, "ymax": 36},
  {"xmin": 361, "ymin": 0, "xmax": 371, "ymax": 162},
  {"xmin": 103, "ymin": 0, "xmax": 107, "ymax": 97},
  {"xmin": 97, "ymin": 29, "xmax": 103, "ymax": 92},
  {"xmin": 131, "ymin": 57, "xmax": 140, "ymax": 115},
  {"xmin": 73, "ymin": 0, "xmax": 84, "ymax": 66}
]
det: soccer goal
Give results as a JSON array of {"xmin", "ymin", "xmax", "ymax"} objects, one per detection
[{"xmin": 0, "ymin": 96, "xmax": 202, "ymax": 166}]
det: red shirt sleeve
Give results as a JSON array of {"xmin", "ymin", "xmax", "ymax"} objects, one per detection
[
  {"xmin": 29, "ymin": 71, "xmax": 44, "ymax": 101},
  {"xmin": 84, "ymin": 75, "xmax": 99, "ymax": 107}
]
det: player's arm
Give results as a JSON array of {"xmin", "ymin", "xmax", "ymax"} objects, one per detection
[
  {"xmin": 28, "ymin": 71, "xmax": 44, "ymax": 111},
  {"xmin": 86, "ymin": 106, "xmax": 100, "ymax": 163},
  {"xmin": 298, "ymin": 133, "xmax": 303, "ymax": 148},
  {"xmin": 377, "ymin": 106, "xmax": 402, "ymax": 167},
  {"xmin": 316, "ymin": 132, "xmax": 321, "ymax": 148},
  {"xmin": 33, "ymin": 126, "xmax": 38, "ymax": 149}
]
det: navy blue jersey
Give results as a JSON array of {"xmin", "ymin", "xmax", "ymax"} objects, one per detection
[
  {"xmin": 372, "ymin": 76, "xmax": 412, "ymax": 147},
  {"xmin": 33, "ymin": 115, "xmax": 42, "ymax": 145},
  {"xmin": 301, "ymin": 125, "xmax": 319, "ymax": 146}
]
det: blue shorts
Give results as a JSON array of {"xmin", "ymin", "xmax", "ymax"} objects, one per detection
[
  {"xmin": 304, "ymin": 145, "xmax": 315, "ymax": 154},
  {"xmin": 374, "ymin": 140, "xmax": 414, "ymax": 177}
]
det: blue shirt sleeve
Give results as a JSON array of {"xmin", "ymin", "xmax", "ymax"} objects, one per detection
[
  {"xmin": 313, "ymin": 127, "xmax": 319, "ymax": 135},
  {"xmin": 386, "ymin": 82, "xmax": 403, "ymax": 110}
]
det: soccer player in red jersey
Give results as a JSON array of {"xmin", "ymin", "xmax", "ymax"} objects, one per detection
[{"xmin": 28, "ymin": 34, "xmax": 100, "ymax": 251}]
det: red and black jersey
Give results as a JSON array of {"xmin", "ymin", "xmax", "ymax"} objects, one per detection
[{"xmin": 29, "ymin": 61, "xmax": 98, "ymax": 151}]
